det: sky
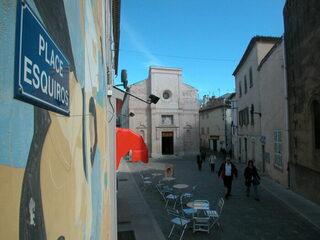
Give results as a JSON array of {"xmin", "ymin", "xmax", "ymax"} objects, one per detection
[{"xmin": 116, "ymin": 0, "xmax": 286, "ymax": 99}]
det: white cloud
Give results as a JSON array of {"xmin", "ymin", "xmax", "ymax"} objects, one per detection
[{"xmin": 122, "ymin": 19, "xmax": 164, "ymax": 67}]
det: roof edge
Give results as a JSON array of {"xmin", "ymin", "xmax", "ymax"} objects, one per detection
[
  {"xmin": 232, "ymin": 36, "xmax": 281, "ymax": 76},
  {"xmin": 257, "ymin": 37, "xmax": 283, "ymax": 71}
]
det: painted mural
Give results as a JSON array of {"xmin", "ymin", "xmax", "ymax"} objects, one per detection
[{"xmin": 0, "ymin": 0, "xmax": 115, "ymax": 239}]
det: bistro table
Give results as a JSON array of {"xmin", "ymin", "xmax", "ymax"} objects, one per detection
[
  {"xmin": 187, "ymin": 200, "xmax": 209, "ymax": 210},
  {"xmin": 173, "ymin": 184, "xmax": 189, "ymax": 189},
  {"xmin": 152, "ymin": 173, "xmax": 163, "ymax": 177},
  {"xmin": 162, "ymin": 177, "xmax": 175, "ymax": 182}
]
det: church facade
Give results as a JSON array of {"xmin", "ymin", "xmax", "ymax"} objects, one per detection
[{"xmin": 128, "ymin": 67, "xmax": 200, "ymax": 158}]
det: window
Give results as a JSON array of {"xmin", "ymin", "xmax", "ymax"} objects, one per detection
[
  {"xmin": 250, "ymin": 104, "xmax": 254, "ymax": 125},
  {"xmin": 231, "ymin": 121, "xmax": 235, "ymax": 135},
  {"xmin": 245, "ymin": 108, "xmax": 249, "ymax": 125},
  {"xmin": 161, "ymin": 115, "xmax": 173, "ymax": 125},
  {"xmin": 201, "ymin": 127, "xmax": 204, "ymax": 134},
  {"xmin": 162, "ymin": 90, "xmax": 172, "ymax": 99},
  {"xmin": 239, "ymin": 107, "xmax": 249, "ymax": 126},
  {"xmin": 249, "ymin": 67, "xmax": 253, "ymax": 87},
  {"xmin": 244, "ymin": 75, "xmax": 247, "ymax": 94},
  {"xmin": 313, "ymin": 100, "xmax": 320, "ymax": 149},
  {"xmin": 239, "ymin": 81, "xmax": 242, "ymax": 97},
  {"xmin": 274, "ymin": 130, "xmax": 283, "ymax": 168},
  {"xmin": 207, "ymin": 127, "xmax": 209, "ymax": 134}
]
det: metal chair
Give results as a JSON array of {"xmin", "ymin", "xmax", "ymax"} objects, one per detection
[
  {"xmin": 156, "ymin": 180, "xmax": 173, "ymax": 201},
  {"xmin": 206, "ymin": 197, "xmax": 224, "ymax": 231},
  {"xmin": 167, "ymin": 208, "xmax": 191, "ymax": 240},
  {"xmin": 192, "ymin": 200, "xmax": 210, "ymax": 234},
  {"xmin": 139, "ymin": 173, "xmax": 152, "ymax": 190},
  {"xmin": 180, "ymin": 195, "xmax": 197, "ymax": 217},
  {"xmin": 139, "ymin": 172, "xmax": 151, "ymax": 181},
  {"xmin": 165, "ymin": 192, "xmax": 180, "ymax": 208},
  {"xmin": 181, "ymin": 185, "xmax": 197, "ymax": 199}
]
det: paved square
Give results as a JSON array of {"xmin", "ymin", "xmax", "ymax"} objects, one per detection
[{"xmin": 125, "ymin": 154, "xmax": 320, "ymax": 240}]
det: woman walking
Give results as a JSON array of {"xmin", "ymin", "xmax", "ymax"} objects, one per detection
[{"xmin": 244, "ymin": 160, "xmax": 261, "ymax": 201}]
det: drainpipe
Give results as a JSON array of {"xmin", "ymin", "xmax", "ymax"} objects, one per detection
[{"xmin": 282, "ymin": 36, "xmax": 290, "ymax": 188}]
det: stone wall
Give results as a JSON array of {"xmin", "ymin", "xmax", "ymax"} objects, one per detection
[{"xmin": 284, "ymin": 0, "xmax": 320, "ymax": 204}]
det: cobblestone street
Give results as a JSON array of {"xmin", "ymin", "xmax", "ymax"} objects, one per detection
[{"xmin": 120, "ymin": 154, "xmax": 320, "ymax": 240}]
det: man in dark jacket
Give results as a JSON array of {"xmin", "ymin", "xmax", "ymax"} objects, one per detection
[{"xmin": 218, "ymin": 157, "xmax": 238, "ymax": 199}]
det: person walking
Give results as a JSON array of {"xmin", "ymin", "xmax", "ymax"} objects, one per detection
[
  {"xmin": 244, "ymin": 160, "xmax": 261, "ymax": 201},
  {"xmin": 196, "ymin": 154, "xmax": 203, "ymax": 171},
  {"xmin": 218, "ymin": 157, "xmax": 238, "ymax": 199},
  {"xmin": 208, "ymin": 153, "xmax": 216, "ymax": 172}
]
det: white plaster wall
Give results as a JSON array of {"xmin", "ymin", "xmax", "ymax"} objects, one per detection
[
  {"xmin": 200, "ymin": 106, "xmax": 229, "ymax": 152},
  {"xmin": 235, "ymin": 41, "xmax": 276, "ymax": 169},
  {"xmin": 259, "ymin": 40, "xmax": 289, "ymax": 186}
]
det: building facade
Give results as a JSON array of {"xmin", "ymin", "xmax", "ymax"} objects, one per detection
[
  {"xmin": 199, "ymin": 95, "xmax": 233, "ymax": 153},
  {"xmin": 0, "ymin": 1, "xmax": 119, "ymax": 239},
  {"xmin": 284, "ymin": 0, "xmax": 320, "ymax": 204},
  {"xmin": 258, "ymin": 38, "xmax": 289, "ymax": 186},
  {"xmin": 233, "ymin": 36, "xmax": 281, "ymax": 170},
  {"xmin": 128, "ymin": 67, "xmax": 200, "ymax": 158}
]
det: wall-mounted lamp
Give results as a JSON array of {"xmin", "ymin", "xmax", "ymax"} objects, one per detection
[
  {"xmin": 148, "ymin": 94, "xmax": 160, "ymax": 104},
  {"xmin": 250, "ymin": 104, "xmax": 261, "ymax": 117},
  {"xmin": 113, "ymin": 86, "xmax": 160, "ymax": 104}
]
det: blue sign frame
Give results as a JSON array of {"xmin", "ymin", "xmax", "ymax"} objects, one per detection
[{"xmin": 14, "ymin": 0, "xmax": 70, "ymax": 116}]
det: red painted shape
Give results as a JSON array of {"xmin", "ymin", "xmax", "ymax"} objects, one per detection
[{"xmin": 116, "ymin": 127, "xmax": 149, "ymax": 170}]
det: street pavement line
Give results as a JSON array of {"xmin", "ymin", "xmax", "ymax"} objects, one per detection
[{"xmin": 123, "ymin": 161, "xmax": 167, "ymax": 240}]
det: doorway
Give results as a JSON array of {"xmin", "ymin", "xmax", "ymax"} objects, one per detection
[
  {"xmin": 162, "ymin": 132, "xmax": 174, "ymax": 155},
  {"xmin": 209, "ymin": 139, "xmax": 218, "ymax": 152}
]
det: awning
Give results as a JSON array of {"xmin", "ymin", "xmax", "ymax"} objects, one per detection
[{"xmin": 116, "ymin": 127, "xmax": 149, "ymax": 170}]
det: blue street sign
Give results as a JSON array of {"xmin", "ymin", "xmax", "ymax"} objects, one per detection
[{"xmin": 14, "ymin": 1, "xmax": 70, "ymax": 116}]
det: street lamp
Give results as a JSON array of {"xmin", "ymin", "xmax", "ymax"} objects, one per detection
[
  {"xmin": 113, "ymin": 86, "xmax": 160, "ymax": 104},
  {"xmin": 113, "ymin": 69, "xmax": 160, "ymax": 105}
]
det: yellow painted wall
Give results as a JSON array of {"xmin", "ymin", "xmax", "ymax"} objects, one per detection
[{"xmin": 0, "ymin": 0, "xmax": 116, "ymax": 239}]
